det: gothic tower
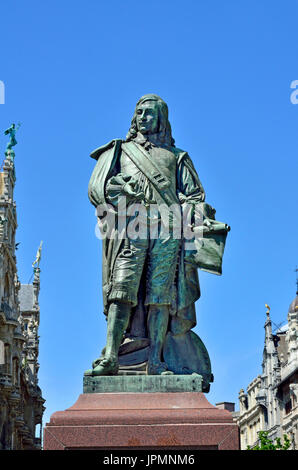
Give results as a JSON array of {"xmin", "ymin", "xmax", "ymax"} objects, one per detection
[{"xmin": 0, "ymin": 126, "xmax": 45, "ymax": 450}]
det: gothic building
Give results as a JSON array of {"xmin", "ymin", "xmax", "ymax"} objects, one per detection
[
  {"xmin": 0, "ymin": 131, "xmax": 45, "ymax": 449},
  {"xmin": 236, "ymin": 291, "xmax": 298, "ymax": 450}
]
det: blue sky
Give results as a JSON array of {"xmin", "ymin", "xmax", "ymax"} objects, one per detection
[{"xmin": 0, "ymin": 0, "xmax": 297, "ymax": 429}]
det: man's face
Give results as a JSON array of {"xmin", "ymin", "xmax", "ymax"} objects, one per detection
[{"xmin": 136, "ymin": 101, "xmax": 159, "ymax": 135}]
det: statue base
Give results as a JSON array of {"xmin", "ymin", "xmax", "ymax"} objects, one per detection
[
  {"xmin": 43, "ymin": 376, "xmax": 239, "ymax": 450},
  {"xmin": 83, "ymin": 373, "xmax": 203, "ymax": 393}
]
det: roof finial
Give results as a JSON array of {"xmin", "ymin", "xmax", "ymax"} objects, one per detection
[
  {"xmin": 265, "ymin": 303, "xmax": 270, "ymax": 317},
  {"xmin": 295, "ymin": 266, "xmax": 298, "ymax": 296}
]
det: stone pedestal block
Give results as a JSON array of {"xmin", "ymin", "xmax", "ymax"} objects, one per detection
[
  {"xmin": 83, "ymin": 373, "xmax": 203, "ymax": 393},
  {"xmin": 43, "ymin": 390, "xmax": 239, "ymax": 450}
]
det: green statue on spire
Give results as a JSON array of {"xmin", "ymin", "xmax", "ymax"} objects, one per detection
[{"xmin": 4, "ymin": 123, "xmax": 20, "ymax": 160}]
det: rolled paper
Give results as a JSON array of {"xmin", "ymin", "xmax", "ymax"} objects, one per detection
[{"xmin": 192, "ymin": 219, "xmax": 230, "ymax": 235}]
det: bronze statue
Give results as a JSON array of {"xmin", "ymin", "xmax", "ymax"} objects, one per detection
[
  {"xmin": 87, "ymin": 94, "xmax": 229, "ymax": 391},
  {"xmin": 4, "ymin": 124, "xmax": 20, "ymax": 151},
  {"xmin": 4, "ymin": 123, "xmax": 20, "ymax": 158}
]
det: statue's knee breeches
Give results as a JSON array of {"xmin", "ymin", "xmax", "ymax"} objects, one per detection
[
  {"xmin": 108, "ymin": 236, "xmax": 181, "ymax": 307},
  {"xmin": 109, "ymin": 239, "xmax": 148, "ymax": 306}
]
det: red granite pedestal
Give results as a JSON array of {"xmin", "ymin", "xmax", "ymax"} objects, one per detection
[{"xmin": 43, "ymin": 392, "xmax": 239, "ymax": 450}]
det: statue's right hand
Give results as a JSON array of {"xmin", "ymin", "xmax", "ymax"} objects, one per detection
[
  {"xmin": 122, "ymin": 180, "xmax": 145, "ymax": 202},
  {"xmin": 106, "ymin": 174, "xmax": 145, "ymax": 203}
]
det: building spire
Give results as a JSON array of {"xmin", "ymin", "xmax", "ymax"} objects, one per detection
[
  {"xmin": 295, "ymin": 266, "xmax": 298, "ymax": 296},
  {"xmin": 263, "ymin": 303, "xmax": 276, "ymax": 354}
]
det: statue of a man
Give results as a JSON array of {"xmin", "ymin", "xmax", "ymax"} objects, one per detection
[{"xmin": 88, "ymin": 94, "xmax": 228, "ymax": 390}]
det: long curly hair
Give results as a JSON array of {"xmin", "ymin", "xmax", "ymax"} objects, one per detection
[{"xmin": 126, "ymin": 94, "xmax": 175, "ymax": 147}]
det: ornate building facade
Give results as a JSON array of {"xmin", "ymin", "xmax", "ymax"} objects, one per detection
[
  {"xmin": 0, "ymin": 131, "xmax": 45, "ymax": 450},
  {"xmin": 237, "ymin": 293, "xmax": 298, "ymax": 450}
]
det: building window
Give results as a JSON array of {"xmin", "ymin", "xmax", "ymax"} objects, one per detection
[
  {"xmin": 4, "ymin": 343, "xmax": 10, "ymax": 374},
  {"xmin": 4, "ymin": 274, "xmax": 10, "ymax": 301},
  {"xmin": 285, "ymin": 399, "xmax": 292, "ymax": 415},
  {"xmin": 35, "ymin": 423, "xmax": 41, "ymax": 439},
  {"xmin": 12, "ymin": 357, "xmax": 19, "ymax": 386},
  {"xmin": 0, "ymin": 340, "xmax": 4, "ymax": 365}
]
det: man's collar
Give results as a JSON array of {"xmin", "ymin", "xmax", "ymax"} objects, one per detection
[{"xmin": 133, "ymin": 132, "xmax": 169, "ymax": 150}]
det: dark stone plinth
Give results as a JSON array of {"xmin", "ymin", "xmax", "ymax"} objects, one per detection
[
  {"xmin": 43, "ymin": 392, "xmax": 239, "ymax": 450},
  {"xmin": 83, "ymin": 373, "xmax": 203, "ymax": 393}
]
